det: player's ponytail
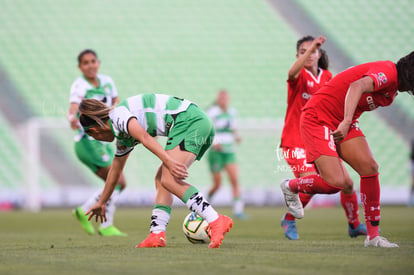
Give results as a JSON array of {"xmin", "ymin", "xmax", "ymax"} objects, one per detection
[
  {"xmin": 79, "ymin": 98, "xmax": 111, "ymax": 128},
  {"xmin": 318, "ymin": 48, "xmax": 329, "ymax": 70}
]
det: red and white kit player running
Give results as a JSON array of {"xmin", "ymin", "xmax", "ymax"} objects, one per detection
[
  {"xmin": 280, "ymin": 36, "xmax": 366, "ymax": 240},
  {"xmin": 281, "ymin": 51, "xmax": 414, "ymax": 248}
]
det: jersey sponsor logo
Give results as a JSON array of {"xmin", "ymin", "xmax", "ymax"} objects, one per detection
[
  {"xmin": 366, "ymin": 96, "xmax": 377, "ymax": 110},
  {"xmin": 302, "ymin": 92, "xmax": 311, "ymax": 100}
]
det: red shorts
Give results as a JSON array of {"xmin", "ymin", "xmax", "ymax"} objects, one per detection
[
  {"xmin": 300, "ymin": 109, "xmax": 365, "ymax": 163},
  {"xmin": 282, "ymin": 147, "xmax": 317, "ymax": 178}
]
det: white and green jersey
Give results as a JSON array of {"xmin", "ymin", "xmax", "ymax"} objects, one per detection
[
  {"xmin": 109, "ymin": 94, "xmax": 192, "ymax": 156},
  {"xmin": 69, "ymin": 74, "xmax": 118, "ymax": 140},
  {"xmin": 207, "ymin": 105, "xmax": 237, "ymax": 153},
  {"xmin": 70, "ymin": 74, "xmax": 118, "ymax": 105}
]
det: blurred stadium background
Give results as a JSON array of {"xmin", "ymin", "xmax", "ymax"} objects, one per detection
[{"xmin": 0, "ymin": 0, "xmax": 413, "ymax": 211}]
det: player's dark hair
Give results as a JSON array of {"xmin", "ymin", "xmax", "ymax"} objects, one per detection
[
  {"xmin": 396, "ymin": 51, "xmax": 414, "ymax": 92},
  {"xmin": 318, "ymin": 48, "xmax": 329, "ymax": 70},
  {"xmin": 77, "ymin": 49, "xmax": 98, "ymax": 65},
  {"xmin": 79, "ymin": 98, "xmax": 111, "ymax": 128},
  {"xmin": 296, "ymin": 36, "xmax": 329, "ymax": 70},
  {"xmin": 296, "ymin": 36, "xmax": 314, "ymax": 52}
]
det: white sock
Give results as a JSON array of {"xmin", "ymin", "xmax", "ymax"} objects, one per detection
[
  {"xmin": 233, "ymin": 197, "xmax": 244, "ymax": 215},
  {"xmin": 81, "ymin": 189, "xmax": 101, "ymax": 213},
  {"xmin": 185, "ymin": 192, "xmax": 219, "ymax": 224},
  {"xmin": 150, "ymin": 208, "xmax": 171, "ymax": 233},
  {"xmin": 100, "ymin": 189, "xmax": 121, "ymax": 228}
]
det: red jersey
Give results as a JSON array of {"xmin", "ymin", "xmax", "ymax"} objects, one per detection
[
  {"xmin": 303, "ymin": 61, "xmax": 399, "ymax": 129},
  {"xmin": 281, "ymin": 68, "xmax": 332, "ymax": 148}
]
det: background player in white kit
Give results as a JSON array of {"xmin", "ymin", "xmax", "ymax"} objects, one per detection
[{"xmin": 67, "ymin": 49, "xmax": 127, "ymax": 236}]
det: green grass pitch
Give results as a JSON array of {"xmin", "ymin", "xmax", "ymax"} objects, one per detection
[{"xmin": 1, "ymin": 206, "xmax": 413, "ymax": 274}]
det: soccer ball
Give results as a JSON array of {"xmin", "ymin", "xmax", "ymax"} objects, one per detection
[{"xmin": 182, "ymin": 212, "xmax": 211, "ymax": 244}]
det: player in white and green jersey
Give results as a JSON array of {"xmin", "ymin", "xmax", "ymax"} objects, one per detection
[
  {"xmin": 77, "ymin": 94, "xmax": 233, "ymax": 248},
  {"xmin": 66, "ymin": 49, "xmax": 127, "ymax": 237},
  {"xmin": 206, "ymin": 90, "xmax": 246, "ymax": 219}
]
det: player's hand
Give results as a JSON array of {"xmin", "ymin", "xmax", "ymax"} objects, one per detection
[
  {"xmin": 70, "ymin": 119, "xmax": 82, "ymax": 130},
  {"xmin": 312, "ymin": 36, "xmax": 326, "ymax": 50},
  {"xmin": 67, "ymin": 113, "xmax": 81, "ymax": 130},
  {"xmin": 164, "ymin": 158, "xmax": 188, "ymax": 180},
  {"xmin": 85, "ymin": 202, "xmax": 107, "ymax": 223},
  {"xmin": 331, "ymin": 120, "xmax": 351, "ymax": 143}
]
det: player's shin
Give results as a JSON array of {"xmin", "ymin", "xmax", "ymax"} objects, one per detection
[
  {"xmin": 101, "ymin": 185, "xmax": 122, "ymax": 228},
  {"xmin": 182, "ymin": 186, "xmax": 219, "ymax": 223},
  {"xmin": 289, "ymin": 175, "xmax": 342, "ymax": 194},
  {"xmin": 360, "ymin": 173, "xmax": 380, "ymax": 239},
  {"xmin": 340, "ymin": 191, "xmax": 360, "ymax": 228},
  {"xmin": 149, "ymin": 205, "xmax": 171, "ymax": 233}
]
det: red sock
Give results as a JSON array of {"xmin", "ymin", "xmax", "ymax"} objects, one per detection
[
  {"xmin": 289, "ymin": 175, "xmax": 342, "ymax": 194},
  {"xmin": 340, "ymin": 191, "xmax": 360, "ymax": 228},
  {"xmin": 360, "ymin": 173, "xmax": 380, "ymax": 239},
  {"xmin": 285, "ymin": 193, "xmax": 313, "ymax": 220}
]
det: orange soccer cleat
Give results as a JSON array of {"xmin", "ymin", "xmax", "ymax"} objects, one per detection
[
  {"xmin": 136, "ymin": 232, "xmax": 167, "ymax": 248},
  {"xmin": 207, "ymin": 214, "xmax": 233, "ymax": 248}
]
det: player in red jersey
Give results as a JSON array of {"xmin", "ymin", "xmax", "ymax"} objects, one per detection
[
  {"xmin": 281, "ymin": 51, "xmax": 414, "ymax": 248},
  {"xmin": 280, "ymin": 36, "xmax": 366, "ymax": 240}
]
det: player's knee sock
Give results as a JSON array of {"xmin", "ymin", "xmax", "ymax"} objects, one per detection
[
  {"xmin": 285, "ymin": 193, "xmax": 313, "ymax": 221},
  {"xmin": 182, "ymin": 186, "xmax": 219, "ymax": 223},
  {"xmin": 289, "ymin": 175, "xmax": 342, "ymax": 194},
  {"xmin": 81, "ymin": 189, "xmax": 102, "ymax": 213},
  {"xmin": 149, "ymin": 204, "xmax": 171, "ymax": 233},
  {"xmin": 101, "ymin": 185, "xmax": 122, "ymax": 228},
  {"xmin": 233, "ymin": 197, "xmax": 244, "ymax": 215},
  {"xmin": 360, "ymin": 173, "xmax": 380, "ymax": 239},
  {"xmin": 340, "ymin": 191, "xmax": 360, "ymax": 229}
]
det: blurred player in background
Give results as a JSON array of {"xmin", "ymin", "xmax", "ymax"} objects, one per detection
[
  {"xmin": 409, "ymin": 139, "xmax": 414, "ymax": 207},
  {"xmin": 206, "ymin": 90, "xmax": 246, "ymax": 219},
  {"xmin": 67, "ymin": 49, "xmax": 127, "ymax": 236},
  {"xmin": 78, "ymin": 94, "xmax": 233, "ymax": 248},
  {"xmin": 281, "ymin": 51, "xmax": 414, "ymax": 248},
  {"xmin": 280, "ymin": 36, "xmax": 366, "ymax": 240}
]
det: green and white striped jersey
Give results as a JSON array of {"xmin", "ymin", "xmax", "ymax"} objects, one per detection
[
  {"xmin": 206, "ymin": 105, "xmax": 237, "ymax": 153},
  {"xmin": 69, "ymin": 74, "xmax": 118, "ymax": 105},
  {"xmin": 109, "ymin": 94, "xmax": 192, "ymax": 156}
]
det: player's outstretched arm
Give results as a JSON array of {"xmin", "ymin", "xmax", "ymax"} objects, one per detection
[{"xmin": 86, "ymin": 154, "xmax": 129, "ymax": 223}]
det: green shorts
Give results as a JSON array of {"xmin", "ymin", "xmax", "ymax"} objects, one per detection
[
  {"xmin": 165, "ymin": 104, "xmax": 215, "ymax": 160},
  {"xmin": 74, "ymin": 135, "xmax": 114, "ymax": 172},
  {"xmin": 208, "ymin": 149, "xmax": 236, "ymax": 172}
]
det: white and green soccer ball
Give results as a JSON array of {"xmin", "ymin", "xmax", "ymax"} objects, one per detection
[{"xmin": 182, "ymin": 212, "xmax": 211, "ymax": 244}]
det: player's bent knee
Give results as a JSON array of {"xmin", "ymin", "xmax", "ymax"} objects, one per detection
[{"xmin": 357, "ymin": 160, "xmax": 379, "ymax": 176}]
